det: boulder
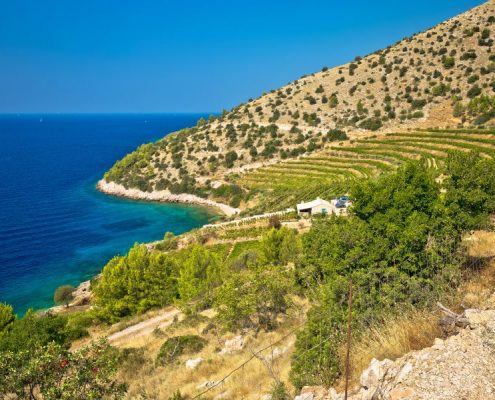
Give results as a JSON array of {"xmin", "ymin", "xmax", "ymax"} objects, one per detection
[
  {"xmin": 185, "ymin": 357, "xmax": 203, "ymax": 369},
  {"xmin": 294, "ymin": 393, "xmax": 314, "ymax": 400},
  {"xmin": 359, "ymin": 357, "xmax": 393, "ymax": 389},
  {"xmin": 197, "ymin": 380, "xmax": 220, "ymax": 390},
  {"xmin": 220, "ymin": 335, "xmax": 245, "ymax": 354}
]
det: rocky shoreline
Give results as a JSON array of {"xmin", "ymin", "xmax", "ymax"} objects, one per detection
[{"xmin": 96, "ymin": 179, "xmax": 240, "ymax": 217}]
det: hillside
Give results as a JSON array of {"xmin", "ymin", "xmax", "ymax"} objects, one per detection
[
  {"xmin": 101, "ymin": 1, "xmax": 495, "ymax": 208},
  {"xmin": 300, "ymin": 293, "xmax": 495, "ymax": 400}
]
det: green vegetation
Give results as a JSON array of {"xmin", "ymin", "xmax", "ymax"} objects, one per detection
[
  {"xmin": 237, "ymin": 128, "xmax": 495, "ymax": 214},
  {"xmin": 0, "ymin": 308, "xmax": 124, "ymax": 398},
  {"xmin": 54, "ymin": 285, "xmax": 75, "ymax": 307},
  {"xmin": 0, "ymin": 339, "xmax": 126, "ymax": 399},
  {"xmin": 156, "ymin": 335, "xmax": 207, "ymax": 365},
  {"xmin": 0, "ymin": 303, "xmax": 15, "ymax": 333},
  {"xmin": 155, "ymin": 231, "xmax": 179, "ymax": 251},
  {"xmin": 177, "ymin": 245, "xmax": 222, "ymax": 304},
  {"xmin": 94, "ymin": 244, "xmax": 179, "ymax": 321},
  {"xmin": 3, "ymin": 143, "xmax": 495, "ymax": 397},
  {"xmin": 104, "ymin": 142, "xmax": 160, "ymax": 192},
  {"xmin": 290, "ymin": 153, "xmax": 495, "ymax": 389},
  {"xmin": 215, "ymin": 264, "xmax": 292, "ymax": 331}
]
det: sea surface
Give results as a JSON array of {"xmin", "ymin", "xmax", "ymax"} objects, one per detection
[{"xmin": 0, "ymin": 113, "xmax": 216, "ymax": 315}]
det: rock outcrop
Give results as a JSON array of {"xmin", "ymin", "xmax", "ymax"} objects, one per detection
[
  {"xmin": 298, "ymin": 305, "xmax": 495, "ymax": 400},
  {"xmin": 97, "ymin": 179, "xmax": 240, "ymax": 217}
]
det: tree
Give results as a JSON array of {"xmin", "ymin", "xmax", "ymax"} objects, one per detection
[
  {"xmin": 157, "ymin": 231, "xmax": 178, "ymax": 251},
  {"xmin": 94, "ymin": 244, "xmax": 179, "ymax": 321},
  {"xmin": 0, "ymin": 303, "xmax": 15, "ymax": 334},
  {"xmin": 177, "ymin": 245, "xmax": 221, "ymax": 302},
  {"xmin": 260, "ymin": 227, "xmax": 301, "ymax": 266},
  {"xmin": 0, "ymin": 310, "xmax": 72, "ymax": 354},
  {"xmin": 291, "ymin": 161, "xmax": 465, "ymax": 390},
  {"xmin": 268, "ymin": 215, "xmax": 282, "ymax": 230},
  {"xmin": 444, "ymin": 151, "xmax": 495, "ymax": 230},
  {"xmin": 156, "ymin": 335, "xmax": 207, "ymax": 365},
  {"xmin": 0, "ymin": 340, "xmax": 126, "ymax": 399},
  {"xmin": 442, "ymin": 56, "xmax": 455, "ymax": 69},
  {"xmin": 215, "ymin": 265, "xmax": 292, "ymax": 331},
  {"xmin": 54, "ymin": 285, "xmax": 75, "ymax": 307},
  {"xmin": 224, "ymin": 151, "xmax": 238, "ymax": 168}
]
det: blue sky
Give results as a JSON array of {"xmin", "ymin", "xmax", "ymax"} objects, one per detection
[{"xmin": 0, "ymin": 0, "xmax": 484, "ymax": 113}]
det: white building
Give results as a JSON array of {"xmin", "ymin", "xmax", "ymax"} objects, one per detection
[
  {"xmin": 296, "ymin": 197, "xmax": 332, "ymax": 216},
  {"xmin": 296, "ymin": 197, "xmax": 351, "ymax": 216}
]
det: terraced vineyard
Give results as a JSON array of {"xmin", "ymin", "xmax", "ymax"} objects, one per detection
[{"xmin": 238, "ymin": 128, "xmax": 495, "ymax": 213}]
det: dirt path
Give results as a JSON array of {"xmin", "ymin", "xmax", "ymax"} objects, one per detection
[{"xmin": 108, "ymin": 307, "xmax": 181, "ymax": 344}]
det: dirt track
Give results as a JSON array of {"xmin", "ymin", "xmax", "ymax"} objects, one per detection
[{"xmin": 108, "ymin": 307, "xmax": 181, "ymax": 344}]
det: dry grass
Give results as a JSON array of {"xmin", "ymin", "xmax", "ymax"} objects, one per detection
[
  {"xmin": 113, "ymin": 302, "xmax": 307, "ymax": 400},
  {"xmin": 336, "ymin": 230, "xmax": 495, "ymax": 389},
  {"xmin": 336, "ymin": 308, "xmax": 441, "ymax": 389},
  {"xmin": 465, "ymin": 231, "xmax": 495, "ymax": 259}
]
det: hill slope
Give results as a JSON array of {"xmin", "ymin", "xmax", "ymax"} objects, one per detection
[{"xmin": 101, "ymin": 1, "xmax": 495, "ymax": 208}]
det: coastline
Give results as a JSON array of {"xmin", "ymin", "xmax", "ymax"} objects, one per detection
[{"xmin": 96, "ymin": 179, "xmax": 240, "ymax": 217}]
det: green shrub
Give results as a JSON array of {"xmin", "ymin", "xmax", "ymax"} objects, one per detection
[
  {"xmin": 54, "ymin": 285, "xmax": 75, "ymax": 307},
  {"xmin": 467, "ymin": 85, "xmax": 482, "ymax": 98},
  {"xmin": 411, "ymin": 99, "xmax": 427, "ymax": 109},
  {"xmin": 0, "ymin": 303, "xmax": 15, "ymax": 333},
  {"xmin": 432, "ymin": 83, "xmax": 450, "ymax": 97},
  {"xmin": 177, "ymin": 245, "xmax": 222, "ymax": 303},
  {"xmin": 358, "ymin": 118, "xmax": 382, "ymax": 131},
  {"xmin": 156, "ymin": 231, "xmax": 179, "ymax": 251},
  {"xmin": 442, "ymin": 56, "xmax": 455, "ymax": 69},
  {"xmin": 326, "ymin": 129, "xmax": 348, "ymax": 142},
  {"xmin": 156, "ymin": 335, "xmax": 207, "ymax": 365},
  {"xmin": 271, "ymin": 381, "xmax": 290, "ymax": 400},
  {"xmin": 224, "ymin": 151, "xmax": 238, "ymax": 168},
  {"xmin": 214, "ymin": 264, "xmax": 292, "ymax": 331},
  {"xmin": 291, "ymin": 161, "xmax": 467, "ymax": 389},
  {"xmin": 94, "ymin": 244, "xmax": 179, "ymax": 321},
  {"xmin": 0, "ymin": 340, "xmax": 126, "ymax": 399}
]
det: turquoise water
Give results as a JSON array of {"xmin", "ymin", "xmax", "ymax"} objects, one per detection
[{"xmin": 0, "ymin": 113, "xmax": 216, "ymax": 315}]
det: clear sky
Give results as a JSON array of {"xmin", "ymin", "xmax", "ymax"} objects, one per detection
[{"xmin": 0, "ymin": 0, "xmax": 484, "ymax": 113}]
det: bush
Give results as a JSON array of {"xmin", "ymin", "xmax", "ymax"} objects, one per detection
[
  {"xmin": 156, "ymin": 335, "xmax": 207, "ymax": 365},
  {"xmin": 291, "ymin": 162, "xmax": 466, "ymax": 389},
  {"xmin": 0, "ymin": 303, "xmax": 15, "ymax": 333},
  {"xmin": 54, "ymin": 285, "xmax": 75, "ymax": 307},
  {"xmin": 260, "ymin": 227, "xmax": 301, "ymax": 266},
  {"xmin": 442, "ymin": 56, "xmax": 455, "ymax": 69},
  {"xmin": 0, "ymin": 340, "xmax": 126, "ymax": 399},
  {"xmin": 224, "ymin": 151, "xmax": 238, "ymax": 168},
  {"xmin": 411, "ymin": 99, "xmax": 427, "ymax": 109},
  {"xmin": 467, "ymin": 85, "xmax": 482, "ymax": 98},
  {"xmin": 268, "ymin": 215, "xmax": 282, "ymax": 230},
  {"xmin": 215, "ymin": 265, "xmax": 292, "ymax": 331},
  {"xmin": 156, "ymin": 231, "xmax": 179, "ymax": 251},
  {"xmin": 94, "ymin": 244, "xmax": 179, "ymax": 321},
  {"xmin": 326, "ymin": 129, "xmax": 348, "ymax": 142},
  {"xmin": 432, "ymin": 83, "xmax": 450, "ymax": 97},
  {"xmin": 358, "ymin": 118, "xmax": 382, "ymax": 131},
  {"xmin": 461, "ymin": 51, "xmax": 477, "ymax": 60},
  {"xmin": 271, "ymin": 381, "xmax": 290, "ymax": 400},
  {"xmin": 168, "ymin": 391, "xmax": 184, "ymax": 400},
  {"xmin": 177, "ymin": 245, "xmax": 222, "ymax": 303}
]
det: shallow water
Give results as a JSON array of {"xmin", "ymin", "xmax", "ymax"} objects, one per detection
[{"xmin": 0, "ymin": 113, "xmax": 215, "ymax": 314}]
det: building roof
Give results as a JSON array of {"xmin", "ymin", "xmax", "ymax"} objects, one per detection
[{"xmin": 296, "ymin": 197, "xmax": 331, "ymax": 211}]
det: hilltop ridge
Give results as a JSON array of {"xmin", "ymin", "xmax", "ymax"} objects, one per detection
[{"xmin": 101, "ymin": 1, "xmax": 495, "ymax": 210}]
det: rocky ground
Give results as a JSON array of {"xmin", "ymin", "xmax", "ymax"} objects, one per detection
[
  {"xmin": 96, "ymin": 179, "xmax": 240, "ymax": 216},
  {"xmin": 296, "ymin": 294, "xmax": 495, "ymax": 400}
]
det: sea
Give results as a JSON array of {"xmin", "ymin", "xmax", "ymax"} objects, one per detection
[{"xmin": 0, "ymin": 113, "xmax": 216, "ymax": 315}]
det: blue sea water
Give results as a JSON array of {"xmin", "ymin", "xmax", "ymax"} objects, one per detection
[{"xmin": 0, "ymin": 113, "xmax": 216, "ymax": 315}]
